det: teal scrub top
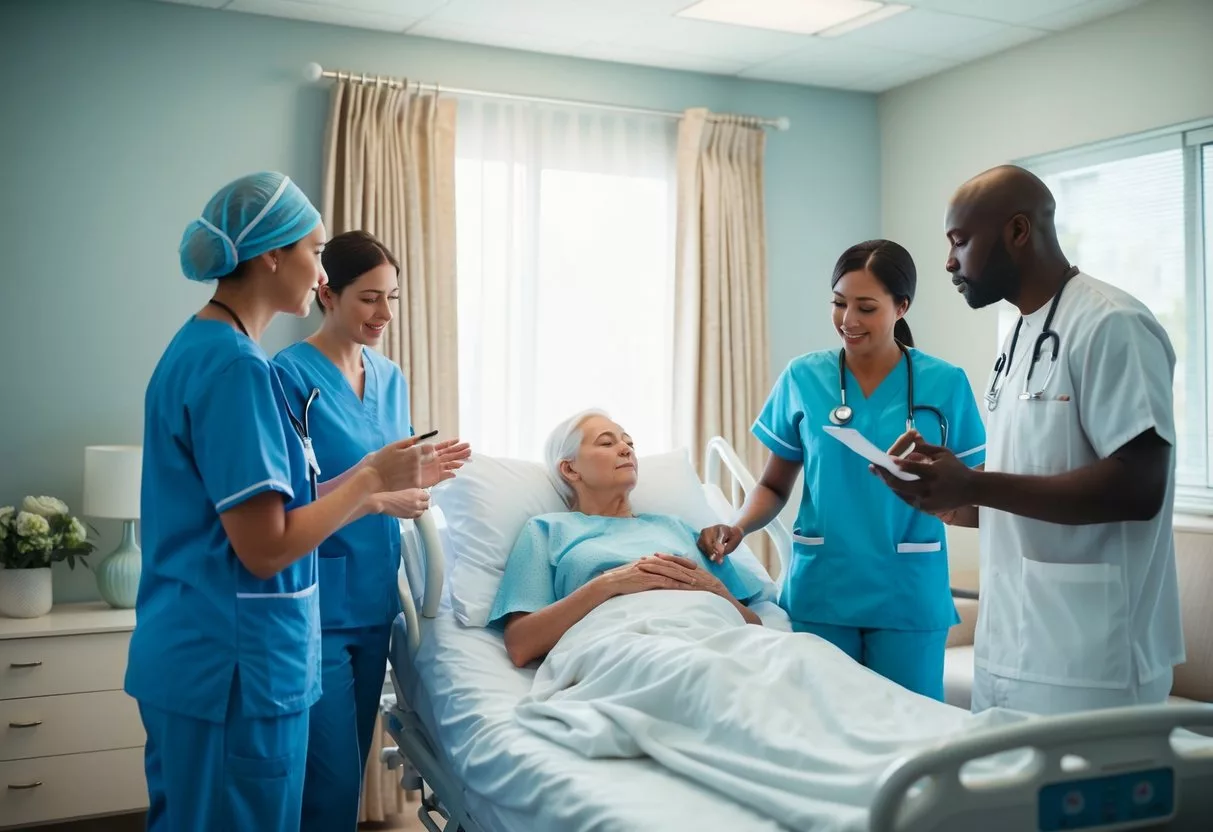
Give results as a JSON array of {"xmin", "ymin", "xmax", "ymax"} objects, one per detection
[
  {"xmin": 487, "ymin": 512, "xmax": 768, "ymax": 629},
  {"xmin": 125, "ymin": 318, "xmax": 321, "ymax": 724},
  {"xmin": 753, "ymin": 347, "xmax": 986, "ymax": 632},
  {"xmin": 273, "ymin": 342, "xmax": 413, "ymax": 630}
]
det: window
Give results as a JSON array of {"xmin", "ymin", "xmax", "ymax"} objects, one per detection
[
  {"xmin": 454, "ymin": 99, "xmax": 678, "ymax": 461},
  {"xmin": 1010, "ymin": 122, "xmax": 1213, "ymax": 510}
]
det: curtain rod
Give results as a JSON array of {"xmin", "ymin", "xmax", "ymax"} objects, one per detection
[{"xmin": 304, "ymin": 63, "xmax": 791, "ymax": 132}]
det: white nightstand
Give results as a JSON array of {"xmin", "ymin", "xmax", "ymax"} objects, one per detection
[{"xmin": 0, "ymin": 602, "xmax": 147, "ymax": 829}]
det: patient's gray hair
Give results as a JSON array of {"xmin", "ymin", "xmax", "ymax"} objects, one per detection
[{"xmin": 545, "ymin": 408, "xmax": 610, "ymax": 508}]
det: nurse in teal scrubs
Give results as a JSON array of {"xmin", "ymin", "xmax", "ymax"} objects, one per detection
[
  {"xmin": 273, "ymin": 230, "xmax": 470, "ymax": 832},
  {"xmin": 697, "ymin": 239, "xmax": 986, "ymax": 700},
  {"xmin": 126, "ymin": 173, "xmax": 432, "ymax": 832}
]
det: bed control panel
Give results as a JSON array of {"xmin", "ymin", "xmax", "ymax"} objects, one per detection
[{"xmin": 1037, "ymin": 767, "xmax": 1175, "ymax": 830}]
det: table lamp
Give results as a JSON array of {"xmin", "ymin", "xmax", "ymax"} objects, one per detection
[{"xmin": 83, "ymin": 445, "xmax": 142, "ymax": 609}]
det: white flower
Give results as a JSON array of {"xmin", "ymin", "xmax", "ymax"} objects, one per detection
[
  {"xmin": 15, "ymin": 512, "xmax": 51, "ymax": 538},
  {"xmin": 17, "ymin": 534, "xmax": 51, "ymax": 555},
  {"xmin": 0, "ymin": 507, "xmax": 12, "ymax": 541},
  {"xmin": 21, "ymin": 496, "xmax": 69, "ymax": 518},
  {"xmin": 65, "ymin": 518, "xmax": 87, "ymax": 547}
]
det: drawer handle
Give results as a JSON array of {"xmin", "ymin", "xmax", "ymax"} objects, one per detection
[
  {"xmin": 9, "ymin": 720, "xmax": 43, "ymax": 728},
  {"xmin": 8, "ymin": 781, "xmax": 43, "ymax": 790},
  {"xmin": 9, "ymin": 661, "xmax": 42, "ymax": 669}
]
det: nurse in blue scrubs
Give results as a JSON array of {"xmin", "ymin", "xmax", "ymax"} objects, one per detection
[
  {"xmin": 697, "ymin": 239, "xmax": 986, "ymax": 701},
  {"xmin": 273, "ymin": 230, "xmax": 471, "ymax": 832},
  {"xmin": 126, "ymin": 173, "xmax": 433, "ymax": 832}
]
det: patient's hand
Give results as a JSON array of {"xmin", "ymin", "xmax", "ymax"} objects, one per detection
[
  {"xmin": 638, "ymin": 554, "xmax": 728, "ymax": 596},
  {"xmin": 597, "ymin": 559, "xmax": 687, "ymax": 598},
  {"xmin": 375, "ymin": 488, "xmax": 430, "ymax": 520},
  {"xmin": 640, "ymin": 555, "xmax": 762, "ymax": 626}
]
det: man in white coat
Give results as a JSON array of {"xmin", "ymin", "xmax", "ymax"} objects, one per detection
[{"xmin": 875, "ymin": 164, "xmax": 1185, "ymax": 716}]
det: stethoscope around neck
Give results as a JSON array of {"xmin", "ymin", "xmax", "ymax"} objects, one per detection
[
  {"xmin": 829, "ymin": 341, "xmax": 949, "ymax": 447},
  {"xmin": 284, "ymin": 388, "xmax": 322, "ymax": 502},
  {"xmin": 984, "ymin": 265, "xmax": 1079, "ymax": 412}
]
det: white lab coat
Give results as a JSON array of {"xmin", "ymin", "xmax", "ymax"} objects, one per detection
[{"xmin": 974, "ymin": 272, "xmax": 1185, "ymax": 716}]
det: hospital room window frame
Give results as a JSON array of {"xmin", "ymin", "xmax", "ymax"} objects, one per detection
[{"xmin": 1017, "ymin": 117, "xmax": 1213, "ymax": 515}]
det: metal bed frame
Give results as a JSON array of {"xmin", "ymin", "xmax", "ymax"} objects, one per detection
[{"xmin": 381, "ymin": 436, "xmax": 1213, "ymax": 832}]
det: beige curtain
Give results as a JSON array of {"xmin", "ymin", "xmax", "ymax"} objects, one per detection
[
  {"xmin": 321, "ymin": 79, "xmax": 456, "ymax": 819},
  {"xmin": 321, "ymin": 79, "xmax": 460, "ymax": 437},
  {"xmin": 358, "ymin": 712, "xmax": 413, "ymax": 822},
  {"xmin": 673, "ymin": 108, "xmax": 772, "ymax": 570}
]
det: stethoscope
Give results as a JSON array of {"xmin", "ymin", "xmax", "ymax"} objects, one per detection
[
  {"xmin": 984, "ymin": 265, "xmax": 1079, "ymax": 412},
  {"xmin": 208, "ymin": 299, "xmax": 322, "ymax": 500},
  {"xmin": 829, "ymin": 340, "xmax": 949, "ymax": 447}
]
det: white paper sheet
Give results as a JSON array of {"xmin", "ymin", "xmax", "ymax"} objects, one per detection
[{"xmin": 822, "ymin": 425, "xmax": 919, "ymax": 481}]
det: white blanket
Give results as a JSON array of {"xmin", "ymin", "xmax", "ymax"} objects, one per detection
[{"xmin": 515, "ymin": 590, "xmax": 1031, "ymax": 831}]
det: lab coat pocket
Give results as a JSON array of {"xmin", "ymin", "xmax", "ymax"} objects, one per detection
[
  {"xmin": 1014, "ymin": 399, "xmax": 1076, "ymax": 475},
  {"xmin": 234, "ymin": 585, "xmax": 321, "ymax": 718},
  {"xmin": 1017, "ymin": 560, "xmax": 1130, "ymax": 687}
]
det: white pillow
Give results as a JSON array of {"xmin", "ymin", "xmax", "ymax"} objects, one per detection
[{"xmin": 432, "ymin": 446, "xmax": 776, "ymax": 627}]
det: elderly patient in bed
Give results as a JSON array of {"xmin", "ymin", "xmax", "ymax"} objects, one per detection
[
  {"xmin": 484, "ymin": 410, "xmax": 1016, "ymax": 831},
  {"xmin": 487, "ymin": 409, "xmax": 767, "ymax": 668}
]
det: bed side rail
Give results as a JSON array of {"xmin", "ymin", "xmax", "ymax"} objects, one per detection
[
  {"xmin": 870, "ymin": 703, "xmax": 1213, "ymax": 832},
  {"xmin": 703, "ymin": 435, "xmax": 792, "ymax": 577},
  {"xmin": 396, "ymin": 510, "xmax": 446, "ymax": 658}
]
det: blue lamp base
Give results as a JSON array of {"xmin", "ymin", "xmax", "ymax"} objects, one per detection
[{"xmin": 95, "ymin": 520, "xmax": 142, "ymax": 610}]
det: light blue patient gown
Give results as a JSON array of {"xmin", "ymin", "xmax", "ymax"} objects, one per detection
[
  {"xmin": 753, "ymin": 347, "xmax": 986, "ymax": 701},
  {"xmin": 126, "ymin": 318, "xmax": 320, "ymax": 832},
  {"xmin": 488, "ymin": 512, "xmax": 768, "ymax": 628},
  {"xmin": 273, "ymin": 341, "xmax": 412, "ymax": 832}
]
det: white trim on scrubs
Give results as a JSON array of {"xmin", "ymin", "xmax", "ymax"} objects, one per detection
[{"xmin": 753, "ymin": 347, "xmax": 987, "ymax": 633}]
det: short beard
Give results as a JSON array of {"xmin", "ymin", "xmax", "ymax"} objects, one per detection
[{"xmin": 963, "ymin": 238, "xmax": 1020, "ymax": 309}]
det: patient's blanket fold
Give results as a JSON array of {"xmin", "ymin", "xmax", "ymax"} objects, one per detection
[{"xmin": 514, "ymin": 590, "xmax": 1028, "ymax": 831}]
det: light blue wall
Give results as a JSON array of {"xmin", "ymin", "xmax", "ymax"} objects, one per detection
[{"xmin": 0, "ymin": 0, "xmax": 879, "ymax": 602}]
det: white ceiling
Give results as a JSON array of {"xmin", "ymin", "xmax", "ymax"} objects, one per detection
[{"xmin": 153, "ymin": 0, "xmax": 1150, "ymax": 93}]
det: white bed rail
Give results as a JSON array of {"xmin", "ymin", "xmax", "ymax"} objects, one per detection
[
  {"xmin": 870, "ymin": 703, "xmax": 1213, "ymax": 831},
  {"xmin": 703, "ymin": 435, "xmax": 792, "ymax": 578},
  {"xmin": 396, "ymin": 511, "xmax": 446, "ymax": 658}
]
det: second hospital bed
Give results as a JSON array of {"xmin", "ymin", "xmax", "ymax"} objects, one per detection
[{"xmin": 381, "ymin": 436, "xmax": 1213, "ymax": 832}]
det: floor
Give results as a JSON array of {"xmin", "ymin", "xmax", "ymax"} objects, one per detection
[{"xmin": 32, "ymin": 804, "xmax": 429, "ymax": 831}]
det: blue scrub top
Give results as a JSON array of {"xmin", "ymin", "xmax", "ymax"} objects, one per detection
[
  {"xmin": 125, "ymin": 318, "xmax": 321, "ymax": 724},
  {"xmin": 753, "ymin": 347, "xmax": 986, "ymax": 632},
  {"xmin": 273, "ymin": 342, "xmax": 413, "ymax": 630}
]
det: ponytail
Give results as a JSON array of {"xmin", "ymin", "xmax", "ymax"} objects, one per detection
[{"xmin": 894, "ymin": 317, "xmax": 914, "ymax": 348}]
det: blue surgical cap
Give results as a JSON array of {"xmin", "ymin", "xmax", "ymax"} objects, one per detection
[{"xmin": 179, "ymin": 171, "xmax": 322, "ymax": 282}]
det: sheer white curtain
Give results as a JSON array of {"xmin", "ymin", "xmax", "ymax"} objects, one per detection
[{"xmin": 455, "ymin": 99, "xmax": 679, "ymax": 461}]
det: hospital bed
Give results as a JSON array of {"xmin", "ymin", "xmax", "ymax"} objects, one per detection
[{"xmin": 381, "ymin": 436, "xmax": 1213, "ymax": 832}]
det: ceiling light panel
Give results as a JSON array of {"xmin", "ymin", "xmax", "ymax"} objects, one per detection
[
  {"xmin": 818, "ymin": 4, "xmax": 909, "ymax": 37},
  {"xmin": 677, "ymin": 0, "xmax": 891, "ymax": 36}
]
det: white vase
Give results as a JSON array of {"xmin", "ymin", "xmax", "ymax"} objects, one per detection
[{"xmin": 0, "ymin": 567, "xmax": 54, "ymax": 618}]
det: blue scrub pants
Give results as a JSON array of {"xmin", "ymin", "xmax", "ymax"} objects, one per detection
[
  {"xmin": 140, "ymin": 672, "xmax": 308, "ymax": 832},
  {"xmin": 793, "ymin": 621, "xmax": 949, "ymax": 701},
  {"xmin": 301, "ymin": 623, "xmax": 393, "ymax": 832}
]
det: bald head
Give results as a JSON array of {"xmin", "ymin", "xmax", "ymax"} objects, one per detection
[
  {"xmin": 948, "ymin": 164, "xmax": 1057, "ymax": 236},
  {"xmin": 944, "ymin": 164, "xmax": 1071, "ymax": 311}
]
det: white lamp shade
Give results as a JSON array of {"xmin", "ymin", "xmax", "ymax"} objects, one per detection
[{"xmin": 83, "ymin": 445, "xmax": 142, "ymax": 520}]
